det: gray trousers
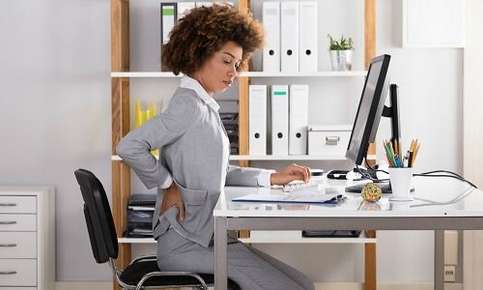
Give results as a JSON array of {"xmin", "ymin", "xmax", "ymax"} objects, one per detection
[{"xmin": 156, "ymin": 229, "xmax": 315, "ymax": 290}]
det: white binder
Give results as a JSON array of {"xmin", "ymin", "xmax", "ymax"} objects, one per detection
[
  {"xmin": 299, "ymin": 1, "xmax": 318, "ymax": 72},
  {"xmin": 160, "ymin": 3, "xmax": 177, "ymax": 45},
  {"xmin": 271, "ymin": 85, "xmax": 289, "ymax": 155},
  {"xmin": 262, "ymin": 2, "xmax": 281, "ymax": 72},
  {"xmin": 177, "ymin": 2, "xmax": 195, "ymax": 20},
  {"xmin": 281, "ymin": 1, "xmax": 299, "ymax": 72},
  {"xmin": 249, "ymin": 85, "xmax": 268, "ymax": 155},
  {"xmin": 289, "ymin": 85, "xmax": 309, "ymax": 155}
]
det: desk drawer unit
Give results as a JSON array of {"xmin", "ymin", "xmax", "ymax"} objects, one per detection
[{"xmin": 0, "ymin": 188, "xmax": 54, "ymax": 290}]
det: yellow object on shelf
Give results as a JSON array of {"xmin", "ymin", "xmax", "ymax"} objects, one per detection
[{"xmin": 134, "ymin": 98, "xmax": 144, "ymax": 128}]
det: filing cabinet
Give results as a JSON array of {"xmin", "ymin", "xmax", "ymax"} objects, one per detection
[{"xmin": 0, "ymin": 187, "xmax": 54, "ymax": 290}]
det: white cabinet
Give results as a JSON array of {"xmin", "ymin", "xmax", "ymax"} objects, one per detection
[
  {"xmin": 402, "ymin": 0, "xmax": 465, "ymax": 47},
  {"xmin": 0, "ymin": 187, "xmax": 54, "ymax": 290}
]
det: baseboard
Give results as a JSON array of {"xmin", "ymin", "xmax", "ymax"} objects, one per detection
[{"xmin": 55, "ymin": 281, "xmax": 462, "ymax": 290}]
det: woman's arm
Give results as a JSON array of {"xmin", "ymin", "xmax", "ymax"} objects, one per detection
[
  {"xmin": 116, "ymin": 95, "xmax": 201, "ymax": 189},
  {"xmin": 225, "ymin": 165, "xmax": 274, "ymax": 187},
  {"xmin": 226, "ymin": 163, "xmax": 311, "ymax": 187}
]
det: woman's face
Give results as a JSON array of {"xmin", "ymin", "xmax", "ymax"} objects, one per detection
[{"xmin": 193, "ymin": 41, "xmax": 242, "ymax": 95}]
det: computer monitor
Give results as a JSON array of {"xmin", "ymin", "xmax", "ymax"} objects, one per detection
[{"xmin": 346, "ymin": 54, "xmax": 395, "ymax": 166}]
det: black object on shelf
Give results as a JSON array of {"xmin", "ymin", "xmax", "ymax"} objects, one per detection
[{"xmin": 302, "ymin": 230, "xmax": 361, "ymax": 238}]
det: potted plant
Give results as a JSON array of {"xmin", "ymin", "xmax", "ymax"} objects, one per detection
[{"xmin": 328, "ymin": 34, "xmax": 353, "ymax": 71}]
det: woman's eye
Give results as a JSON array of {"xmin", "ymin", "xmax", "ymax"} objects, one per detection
[{"xmin": 224, "ymin": 59, "xmax": 231, "ymax": 64}]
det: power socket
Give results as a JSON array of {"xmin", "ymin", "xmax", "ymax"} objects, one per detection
[{"xmin": 444, "ymin": 265, "xmax": 456, "ymax": 282}]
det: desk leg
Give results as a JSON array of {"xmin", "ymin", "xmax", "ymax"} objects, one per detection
[
  {"xmin": 215, "ymin": 217, "xmax": 228, "ymax": 290},
  {"xmin": 435, "ymin": 230, "xmax": 445, "ymax": 290},
  {"xmin": 364, "ymin": 230, "xmax": 377, "ymax": 290}
]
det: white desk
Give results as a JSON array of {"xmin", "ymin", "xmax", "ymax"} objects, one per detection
[{"xmin": 213, "ymin": 176, "xmax": 483, "ymax": 290}]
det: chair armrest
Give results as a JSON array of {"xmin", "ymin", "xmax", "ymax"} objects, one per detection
[{"xmin": 135, "ymin": 271, "xmax": 208, "ymax": 290}]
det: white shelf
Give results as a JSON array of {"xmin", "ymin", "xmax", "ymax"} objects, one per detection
[
  {"xmin": 110, "ymin": 71, "xmax": 367, "ymax": 78},
  {"xmin": 230, "ymin": 155, "xmax": 347, "ymax": 161},
  {"xmin": 239, "ymin": 71, "xmax": 367, "ymax": 77},
  {"xmin": 113, "ymin": 154, "xmax": 346, "ymax": 161},
  {"xmin": 118, "ymin": 237, "xmax": 156, "ymax": 244},
  {"xmin": 239, "ymin": 231, "xmax": 376, "ymax": 244},
  {"xmin": 111, "ymin": 72, "xmax": 181, "ymax": 78}
]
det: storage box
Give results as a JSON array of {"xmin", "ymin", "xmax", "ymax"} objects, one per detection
[{"xmin": 308, "ymin": 125, "xmax": 352, "ymax": 156}]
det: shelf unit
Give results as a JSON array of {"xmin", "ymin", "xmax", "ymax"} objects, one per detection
[{"xmin": 110, "ymin": 1, "xmax": 377, "ymax": 290}]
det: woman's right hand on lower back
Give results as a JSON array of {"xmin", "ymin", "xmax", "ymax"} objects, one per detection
[{"xmin": 160, "ymin": 182, "xmax": 185, "ymax": 222}]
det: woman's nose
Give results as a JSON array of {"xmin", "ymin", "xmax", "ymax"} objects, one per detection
[{"xmin": 228, "ymin": 65, "xmax": 237, "ymax": 77}]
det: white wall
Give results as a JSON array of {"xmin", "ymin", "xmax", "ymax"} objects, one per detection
[
  {"xmin": 463, "ymin": 0, "xmax": 483, "ymax": 288},
  {"xmin": 0, "ymin": 0, "xmax": 112, "ymax": 281},
  {"xmin": 0, "ymin": 0, "xmax": 463, "ymax": 283}
]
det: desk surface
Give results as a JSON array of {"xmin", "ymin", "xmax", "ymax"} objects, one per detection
[{"xmin": 214, "ymin": 176, "xmax": 482, "ymax": 218}]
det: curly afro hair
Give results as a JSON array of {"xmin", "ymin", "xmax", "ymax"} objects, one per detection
[{"xmin": 162, "ymin": 4, "xmax": 264, "ymax": 75}]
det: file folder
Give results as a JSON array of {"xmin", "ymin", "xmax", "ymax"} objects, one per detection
[
  {"xmin": 177, "ymin": 2, "xmax": 195, "ymax": 20},
  {"xmin": 263, "ymin": 2, "xmax": 281, "ymax": 72},
  {"xmin": 271, "ymin": 85, "xmax": 289, "ymax": 155},
  {"xmin": 249, "ymin": 85, "xmax": 268, "ymax": 155},
  {"xmin": 299, "ymin": 1, "xmax": 318, "ymax": 72},
  {"xmin": 281, "ymin": 1, "xmax": 299, "ymax": 72},
  {"xmin": 289, "ymin": 85, "xmax": 309, "ymax": 155}
]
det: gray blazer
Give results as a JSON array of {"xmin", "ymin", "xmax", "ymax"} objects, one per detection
[{"xmin": 117, "ymin": 87, "xmax": 268, "ymax": 247}]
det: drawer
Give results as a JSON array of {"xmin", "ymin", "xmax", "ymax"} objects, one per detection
[
  {"xmin": 0, "ymin": 232, "xmax": 36, "ymax": 259},
  {"xmin": 0, "ymin": 215, "xmax": 36, "ymax": 232},
  {"xmin": 0, "ymin": 197, "xmax": 36, "ymax": 214},
  {"xmin": 308, "ymin": 126, "xmax": 351, "ymax": 156},
  {"xmin": 0, "ymin": 259, "xmax": 36, "ymax": 286}
]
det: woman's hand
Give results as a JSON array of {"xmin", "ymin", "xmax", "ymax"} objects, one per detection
[
  {"xmin": 270, "ymin": 163, "xmax": 311, "ymax": 186},
  {"xmin": 160, "ymin": 182, "xmax": 185, "ymax": 222}
]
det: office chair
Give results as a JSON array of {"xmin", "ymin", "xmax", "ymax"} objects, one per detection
[{"xmin": 74, "ymin": 168, "xmax": 240, "ymax": 290}]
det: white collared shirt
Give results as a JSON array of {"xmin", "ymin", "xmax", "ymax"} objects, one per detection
[{"xmin": 160, "ymin": 75, "xmax": 272, "ymax": 189}]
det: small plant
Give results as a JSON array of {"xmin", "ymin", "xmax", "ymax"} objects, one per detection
[{"xmin": 327, "ymin": 34, "xmax": 353, "ymax": 50}]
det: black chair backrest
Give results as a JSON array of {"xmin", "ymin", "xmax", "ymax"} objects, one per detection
[{"xmin": 74, "ymin": 169, "xmax": 118, "ymax": 263}]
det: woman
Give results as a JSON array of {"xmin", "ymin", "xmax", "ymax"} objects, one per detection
[{"xmin": 117, "ymin": 4, "xmax": 314, "ymax": 290}]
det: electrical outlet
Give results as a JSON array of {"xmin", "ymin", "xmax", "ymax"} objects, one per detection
[{"xmin": 444, "ymin": 265, "xmax": 456, "ymax": 282}]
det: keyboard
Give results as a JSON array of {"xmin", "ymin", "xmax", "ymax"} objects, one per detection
[{"xmin": 282, "ymin": 181, "xmax": 320, "ymax": 193}]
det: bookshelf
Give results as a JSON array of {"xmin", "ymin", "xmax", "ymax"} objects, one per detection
[{"xmin": 110, "ymin": 1, "xmax": 377, "ymax": 290}]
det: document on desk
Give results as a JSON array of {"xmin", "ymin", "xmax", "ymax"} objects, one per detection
[{"xmin": 232, "ymin": 191, "xmax": 343, "ymax": 205}]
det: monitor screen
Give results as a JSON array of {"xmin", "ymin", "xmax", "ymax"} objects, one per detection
[{"xmin": 346, "ymin": 54, "xmax": 391, "ymax": 165}]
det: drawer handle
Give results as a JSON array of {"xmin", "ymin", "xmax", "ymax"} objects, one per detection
[
  {"xmin": 325, "ymin": 136, "xmax": 340, "ymax": 146},
  {"xmin": 0, "ymin": 243, "xmax": 17, "ymax": 247},
  {"xmin": 0, "ymin": 221, "xmax": 17, "ymax": 225},
  {"xmin": 0, "ymin": 271, "xmax": 17, "ymax": 275},
  {"xmin": 0, "ymin": 203, "xmax": 17, "ymax": 207}
]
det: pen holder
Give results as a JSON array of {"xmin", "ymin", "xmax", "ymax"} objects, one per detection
[{"xmin": 388, "ymin": 167, "xmax": 413, "ymax": 201}]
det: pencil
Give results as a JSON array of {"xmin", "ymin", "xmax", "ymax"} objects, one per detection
[{"xmin": 413, "ymin": 140, "xmax": 421, "ymax": 166}]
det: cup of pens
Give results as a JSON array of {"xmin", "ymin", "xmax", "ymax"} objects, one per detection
[{"xmin": 384, "ymin": 139, "xmax": 421, "ymax": 201}]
